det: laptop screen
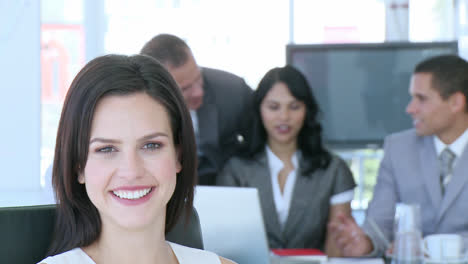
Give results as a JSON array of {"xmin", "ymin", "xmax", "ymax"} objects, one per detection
[{"xmin": 194, "ymin": 186, "xmax": 271, "ymax": 264}]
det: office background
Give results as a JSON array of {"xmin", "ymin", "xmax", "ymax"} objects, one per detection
[{"xmin": 1, "ymin": 0, "xmax": 467, "ymax": 209}]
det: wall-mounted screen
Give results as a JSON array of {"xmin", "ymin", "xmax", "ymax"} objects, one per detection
[{"xmin": 286, "ymin": 42, "xmax": 458, "ymax": 149}]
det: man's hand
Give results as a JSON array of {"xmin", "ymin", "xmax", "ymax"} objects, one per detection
[{"xmin": 328, "ymin": 213, "xmax": 374, "ymax": 257}]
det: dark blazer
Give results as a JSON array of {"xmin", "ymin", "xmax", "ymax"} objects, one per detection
[
  {"xmin": 217, "ymin": 151, "xmax": 356, "ymax": 250},
  {"xmin": 363, "ymin": 129, "xmax": 468, "ymax": 256},
  {"xmin": 196, "ymin": 67, "xmax": 253, "ymax": 185}
]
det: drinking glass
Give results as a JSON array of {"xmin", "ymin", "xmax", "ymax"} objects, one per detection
[{"xmin": 391, "ymin": 203, "xmax": 423, "ymax": 264}]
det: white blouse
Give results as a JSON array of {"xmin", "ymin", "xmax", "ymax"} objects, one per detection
[
  {"xmin": 266, "ymin": 146, "xmax": 354, "ymax": 229},
  {"xmin": 38, "ymin": 242, "xmax": 221, "ymax": 264}
]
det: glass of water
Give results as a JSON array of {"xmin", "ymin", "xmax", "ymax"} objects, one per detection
[{"xmin": 391, "ymin": 203, "xmax": 423, "ymax": 264}]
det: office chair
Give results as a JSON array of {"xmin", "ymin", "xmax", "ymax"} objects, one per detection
[{"xmin": 0, "ymin": 204, "xmax": 203, "ymax": 264}]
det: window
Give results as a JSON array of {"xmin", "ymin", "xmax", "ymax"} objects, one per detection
[
  {"xmin": 292, "ymin": 0, "xmax": 385, "ymax": 44},
  {"xmin": 104, "ymin": 0, "xmax": 289, "ymax": 88},
  {"xmin": 292, "ymin": 0, "xmax": 386, "ymax": 209},
  {"xmin": 40, "ymin": 0, "xmax": 85, "ymax": 187},
  {"xmin": 409, "ymin": 0, "xmax": 455, "ymax": 42}
]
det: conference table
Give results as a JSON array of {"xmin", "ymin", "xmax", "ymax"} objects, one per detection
[{"xmin": 270, "ymin": 255, "xmax": 383, "ymax": 264}]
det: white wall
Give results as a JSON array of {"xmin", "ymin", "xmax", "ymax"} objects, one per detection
[
  {"xmin": 84, "ymin": 0, "xmax": 106, "ymax": 61},
  {"xmin": 0, "ymin": 0, "xmax": 41, "ymax": 191}
]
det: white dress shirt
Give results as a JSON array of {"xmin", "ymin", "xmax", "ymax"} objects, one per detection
[
  {"xmin": 433, "ymin": 128, "xmax": 468, "ymax": 168},
  {"xmin": 266, "ymin": 146, "xmax": 354, "ymax": 229},
  {"xmin": 190, "ymin": 110, "xmax": 199, "ymax": 141}
]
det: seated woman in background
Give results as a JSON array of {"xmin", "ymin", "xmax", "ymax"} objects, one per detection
[
  {"xmin": 39, "ymin": 54, "xmax": 234, "ymax": 264},
  {"xmin": 217, "ymin": 65, "xmax": 355, "ymax": 256}
]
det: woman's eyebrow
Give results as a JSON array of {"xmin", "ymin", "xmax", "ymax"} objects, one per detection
[
  {"xmin": 89, "ymin": 132, "xmax": 169, "ymax": 144},
  {"xmin": 139, "ymin": 132, "xmax": 169, "ymax": 141},
  {"xmin": 89, "ymin": 138, "xmax": 120, "ymax": 144}
]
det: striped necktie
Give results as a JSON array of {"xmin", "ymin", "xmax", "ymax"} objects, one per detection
[{"xmin": 439, "ymin": 148, "xmax": 456, "ymax": 195}]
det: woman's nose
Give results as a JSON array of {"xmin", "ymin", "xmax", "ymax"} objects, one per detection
[
  {"xmin": 279, "ymin": 109, "xmax": 289, "ymax": 120},
  {"xmin": 118, "ymin": 151, "xmax": 144, "ymax": 179}
]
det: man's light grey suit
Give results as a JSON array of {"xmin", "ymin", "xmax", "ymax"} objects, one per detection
[{"xmin": 364, "ymin": 129, "xmax": 468, "ymax": 256}]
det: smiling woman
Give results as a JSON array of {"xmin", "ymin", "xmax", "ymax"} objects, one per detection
[
  {"xmin": 37, "ymin": 54, "xmax": 235, "ymax": 264},
  {"xmin": 217, "ymin": 65, "xmax": 356, "ymax": 257},
  {"xmin": 78, "ymin": 93, "xmax": 181, "ymax": 231}
]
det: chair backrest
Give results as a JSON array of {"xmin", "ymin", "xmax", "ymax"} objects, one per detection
[
  {"xmin": 166, "ymin": 207, "xmax": 204, "ymax": 249},
  {"xmin": 0, "ymin": 204, "xmax": 203, "ymax": 264},
  {"xmin": 0, "ymin": 205, "xmax": 55, "ymax": 264}
]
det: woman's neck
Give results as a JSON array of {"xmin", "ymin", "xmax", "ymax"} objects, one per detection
[
  {"xmin": 83, "ymin": 217, "xmax": 177, "ymax": 264},
  {"xmin": 267, "ymin": 140, "xmax": 297, "ymax": 163}
]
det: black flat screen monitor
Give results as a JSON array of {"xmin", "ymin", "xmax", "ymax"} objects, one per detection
[{"xmin": 286, "ymin": 42, "xmax": 458, "ymax": 149}]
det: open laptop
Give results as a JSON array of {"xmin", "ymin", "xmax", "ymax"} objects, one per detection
[{"xmin": 194, "ymin": 186, "xmax": 271, "ymax": 264}]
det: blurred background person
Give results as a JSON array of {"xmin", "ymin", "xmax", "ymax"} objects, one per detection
[
  {"xmin": 328, "ymin": 54, "xmax": 468, "ymax": 257},
  {"xmin": 141, "ymin": 34, "xmax": 253, "ymax": 185},
  {"xmin": 217, "ymin": 65, "xmax": 356, "ymax": 256}
]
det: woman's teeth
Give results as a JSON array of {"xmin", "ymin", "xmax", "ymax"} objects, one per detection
[
  {"xmin": 277, "ymin": 125, "xmax": 290, "ymax": 132},
  {"xmin": 112, "ymin": 188, "xmax": 152, "ymax": 200}
]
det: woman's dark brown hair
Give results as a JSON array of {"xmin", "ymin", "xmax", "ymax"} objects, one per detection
[{"xmin": 48, "ymin": 54, "xmax": 197, "ymax": 255}]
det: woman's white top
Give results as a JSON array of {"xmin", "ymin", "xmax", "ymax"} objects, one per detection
[
  {"xmin": 38, "ymin": 242, "xmax": 221, "ymax": 264},
  {"xmin": 266, "ymin": 146, "xmax": 354, "ymax": 229}
]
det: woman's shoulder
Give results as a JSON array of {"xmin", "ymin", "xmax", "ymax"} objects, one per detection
[
  {"xmin": 325, "ymin": 153, "xmax": 349, "ymax": 170},
  {"xmin": 331, "ymin": 152, "xmax": 345, "ymax": 162},
  {"xmin": 326, "ymin": 154, "xmax": 356, "ymax": 186},
  {"xmin": 37, "ymin": 248, "xmax": 95, "ymax": 264},
  {"xmin": 169, "ymin": 242, "xmax": 224, "ymax": 264},
  {"xmin": 222, "ymin": 152, "xmax": 267, "ymax": 175},
  {"xmin": 302, "ymin": 153, "xmax": 353, "ymax": 182},
  {"xmin": 226, "ymin": 151, "xmax": 265, "ymax": 167}
]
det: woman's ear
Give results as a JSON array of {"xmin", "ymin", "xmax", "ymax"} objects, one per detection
[
  {"xmin": 76, "ymin": 164, "xmax": 85, "ymax": 184},
  {"xmin": 78, "ymin": 173, "xmax": 85, "ymax": 184}
]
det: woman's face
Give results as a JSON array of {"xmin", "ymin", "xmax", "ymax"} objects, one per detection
[
  {"xmin": 260, "ymin": 82, "xmax": 306, "ymax": 147},
  {"xmin": 79, "ymin": 92, "xmax": 181, "ymax": 231}
]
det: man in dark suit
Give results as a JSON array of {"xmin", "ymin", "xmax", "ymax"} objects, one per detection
[
  {"xmin": 141, "ymin": 34, "xmax": 252, "ymax": 185},
  {"xmin": 328, "ymin": 55, "xmax": 468, "ymax": 256}
]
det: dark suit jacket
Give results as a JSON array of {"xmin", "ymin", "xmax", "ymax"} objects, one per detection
[
  {"xmin": 196, "ymin": 67, "xmax": 252, "ymax": 185},
  {"xmin": 363, "ymin": 129, "xmax": 468, "ymax": 256},
  {"xmin": 217, "ymin": 151, "xmax": 356, "ymax": 249}
]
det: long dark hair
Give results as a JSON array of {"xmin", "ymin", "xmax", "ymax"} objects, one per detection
[
  {"xmin": 241, "ymin": 65, "xmax": 330, "ymax": 174},
  {"xmin": 48, "ymin": 54, "xmax": 197, "ymax": 255}
]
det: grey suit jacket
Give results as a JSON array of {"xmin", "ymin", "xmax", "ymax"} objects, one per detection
[
  {"xmin": 196, "ymin": 67, "xmax": 253, "ymax": 185},
  {"xmin": 217, "ymin": 151, "xmax": 356, "ymax": 249},
  {"xmin": 364, "ymin": 129, "xmax": 468, "ymax": 256}
]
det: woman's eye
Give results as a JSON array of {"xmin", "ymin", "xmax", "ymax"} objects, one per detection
[
  {"xmin": 290, "ymin": 104, "xmax": 301, "ymax": 110},
  {"xmin": 290, "ymin": 101, "xmax": 304, "ymax": 110},
  {"xmin": 143, "ymin": 142, "xmax": 161, "ymax": 150},
  {"xmin": 97, "ymin": 146, "xmax": 115, "ymax": 153},
  {"xmin": 268, "ymin": 104, "xmax": 279, "ymax": 110}
]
